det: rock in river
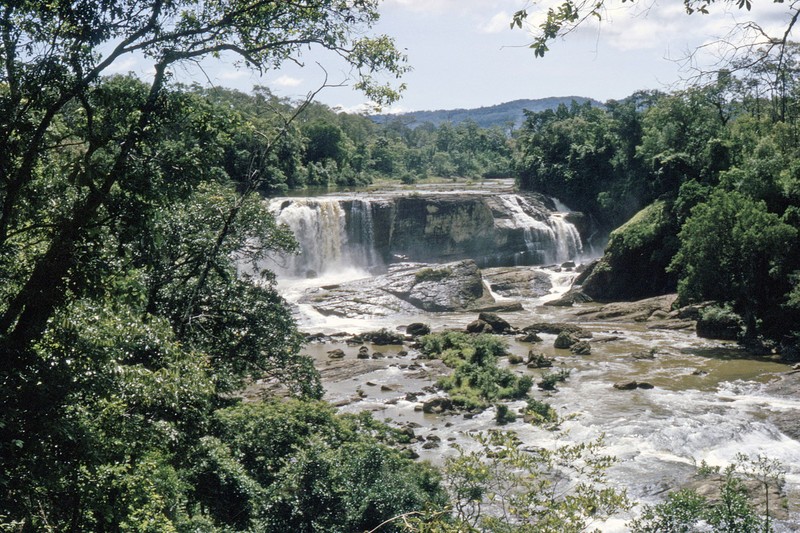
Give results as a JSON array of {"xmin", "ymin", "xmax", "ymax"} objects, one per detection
[
  {"xmin": 570, "ymin": 341, "xmax": 592, "ymax": 355},
  {"xmin": 300, "ymin": 260, "xmax": 500, "ymax": 318},
  {"xmin": 406, "ymin": 322, "xmax": 431, "ymax": 337},
  {"xmin": 554, "ymin": 331, "xmax": 579, "ymax": 349}
]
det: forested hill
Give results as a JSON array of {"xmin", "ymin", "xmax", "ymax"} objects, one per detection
[{"xmin": 371, "ymin": 96, "xmax": 601, "ymax": 128}]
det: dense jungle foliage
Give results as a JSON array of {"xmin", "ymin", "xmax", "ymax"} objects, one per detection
[
  {"xmin": 2, "ymin": 0, "xmax": 799, "ymax": 530},
  {"xmin": 515, "ymin": 49, "xmax": 800, "ymax": 354}
]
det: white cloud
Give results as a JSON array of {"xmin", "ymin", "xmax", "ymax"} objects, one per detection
[
  {"xmin": 216, "ymin": 69, "xmax": 249, "ymax": 81},
  {"xmin": 273, "ymin": 75, "xmax": 303, "ymax": 87},
  {"xmin": 105, "ymin": 56, "xmax": 139, "ymax": 74},
  {"xmin": 384, "ymin": 0, "xmax": 518, "ymax": 17},
  {"xmin": 566, "ymin": 0, "xmax": 793, "ymax": 55},
  {"xmin": 480, "ymin": 11, "xmax": 513, "ymax": 34}
]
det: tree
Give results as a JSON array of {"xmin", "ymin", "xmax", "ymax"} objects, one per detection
[
  {"xmin": 402, "ymin": 430, "xmax": 629, "ymax": 533},
  {"xmin": 636, "ymin": 88, "xmax": 731, "ymax": 195},
  {"xmin": 0, "ymin": 0, "xmax": 408, "ymax": 362},
  {"xmin": 0, "ymin": 2, "xmax": 410, "ymax": 528},
  {"xmin": 669, "ymin": 189, "xmax": 798, "ymax": 336},
  {"xmin": 515, "ymin": 101, "xmax": 622, "ymax": 227}
]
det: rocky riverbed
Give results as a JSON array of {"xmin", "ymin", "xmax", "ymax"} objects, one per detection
[{"xmin": 253, "ymin": 258, "xmax": 800, "ymax": 531}]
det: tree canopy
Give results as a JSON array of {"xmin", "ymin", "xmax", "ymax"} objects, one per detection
[{"xmin": 0, "ymin": 2, "xmax": 452, "ymax": 530}]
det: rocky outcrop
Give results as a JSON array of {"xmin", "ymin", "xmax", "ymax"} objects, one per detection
[
  {"xmin": 300, "ymin": 260, "xmax": 498, "ymax": 318},
  {"xmin": 570, "ymin": 341, "xmax": 592, "ymax": 355},
  {"xmin": 422, "ymin": 397, "xmax": 453, "ymax": 414},
  {"xmin": 482, "ymin": 267, "xmax": 553, "ymax": 298},
  {"xmin": 353, "ymin": 329, "xmax": 406, "ymax": 345},
  {"xmin": 526, "ymin": 352, "xmax": 553, "ymax": 368},
  {"xmin": 613, "ymin": 380, "xmax": 654, "ymax": 390},
  {"xmin": 543, "ymin": 288, "xmax": 594, "ymax": 307},
  {"xmin": 577, "ymin": 201, "xmax": 679, "ymax": 302},
  {"xmin": 466, "ymin": 319, "xmax": 494, "ymax": 334},
  {"xmin": 554, "ymin": 331, "xmax": 579, "ymax": 349},
  {"xmin": 523, "ymin": 322, "xmax": 593, "ymax": 338},
  {"xmin": 477, "ymin": 312, "xmax": 513, "ymax": 333},
  {"xmin": 573, "ymin": 294, "xmax": 678, "ymax": 322},
  {"xmin": 406, "ymin": 323, "xmax": 431, "ymax": 337}
]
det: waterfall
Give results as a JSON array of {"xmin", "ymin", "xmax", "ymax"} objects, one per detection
[
  {"xmin": 347, "ymin": 199, "xmax": 379, "ymax": 270},
  {"xmin": 497, "ymin": 195, "xmax": 582, "ymax": 264},
  {"xmin": 267, "ymin": 192, "xmax": 584, "ymax": 276},
  {"xmin": 549, "ymin": 213, "xmax": 583, "ymax": 262},
  {"xmin": 268, "ymin": 199, "xmax": 346, "ymax": 277},
  {"xmin": 268, "ymin": 198, "xmax": 381, "ymax": 278}
]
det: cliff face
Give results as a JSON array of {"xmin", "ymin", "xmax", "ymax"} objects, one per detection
[
  {"xmin": 366, "ymin": 193, "xmax": 580, "ymax": 267},
  {"xmin": 387, "ymin": 196, "xmax": 498, "ymax": 262}
]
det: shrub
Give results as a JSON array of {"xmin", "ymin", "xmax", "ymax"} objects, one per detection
[
  {"xmin": 523, "ymin": 398, "xmax": 559, "ymax": 425},
  {"xmin": 426, "ymin": 333, "xmax": 526, "ymax": 410},
  {"xmin": 537, "ymin": 368, "xmax": 571, "ymax": 391},
  {"xmin": 494, "ymin": 404, "xmax": 517, "ymax": 425}
]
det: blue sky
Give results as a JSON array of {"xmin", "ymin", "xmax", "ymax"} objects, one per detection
[{"xmin": 114, "ymin": 1, "xmax": 795, "ymax": 113}]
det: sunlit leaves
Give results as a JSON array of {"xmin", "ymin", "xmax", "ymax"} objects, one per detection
[{"xmin": 435, "ymin": 430, "xmax": 629, "ymax": 532}]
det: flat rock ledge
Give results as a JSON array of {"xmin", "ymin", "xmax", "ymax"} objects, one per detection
[{"xmin": 299, "ymin": 260, "xmax": 519, "ymax": 318}]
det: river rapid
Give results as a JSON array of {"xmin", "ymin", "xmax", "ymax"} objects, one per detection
[{"xmin": 264, "ymin": 182, "xmax": 800, "ymax": 531}]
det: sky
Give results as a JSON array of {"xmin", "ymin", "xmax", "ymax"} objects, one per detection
[{"xmin": 124, "ymin": 0, "xmax": 797, "ymax": 114}]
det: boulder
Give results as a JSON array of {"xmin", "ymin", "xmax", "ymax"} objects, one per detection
[
  {"xmin": 523, "ymin": 322, "xmax": 593, "ymax": 338},
  {"xmin": 327, "ymin": 348, "xmax": 346, "ymax": 359},
  {"xmin": 613, "ymin": 380, "xmax": 655, "ymax": 390},
  {"xmin": 482, "ymin": 267, "xmax": 553, "ymax": 298},
  {"xmin": 543, "ymin": 289, "xmax": 594, "ymax": 307},
  {"xmin": 526, "ymin": 351, "xmax": 553, "ymax": 368},
  {"xmin": 554, "ymin": 331, "xmax": 579, "ymax": 349},
  {"xmin": 357, "ymin": 346, "xmax": 370, "ymax": 359},
  {"xmin": 359, "ymin": 328, "xmax": 405, "ymax": 345},
  {"xmin": 516, "ymin": 332, "xmax": 543, "ymax": 343},
  {"xmin": 422, "ymin": 397, "xmax": 454, "ymax": 414},
  {"xmin": 478, "ymin": 312, "xmax": 513, "ymax": 333},
  {"xmin": 406, "ymin": 322, "xmax": 431, "ymax": 337},
  {"xmin": 466, "ymin": 319, "xmax": 493, "ymax": 334},
  {"xmin": 299, "ymin": 260, "xmax": 494, "ymax": 318},
  {"xmin": 570, "ymin": 341, "xmax": 592, "ymax": 355}
]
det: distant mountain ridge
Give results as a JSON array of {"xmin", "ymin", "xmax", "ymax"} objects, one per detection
[{"xmin": 370, "ymin": 96, "xmax": 602, "ymax": 129}]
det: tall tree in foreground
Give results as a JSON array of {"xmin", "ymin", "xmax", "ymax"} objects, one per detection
[
  {"xmin": 0, "ymin": 0, "xmax": 407, "ymax": 364},
  {"xmin": 0, "ymin": 2, "xmax": 429, "ymax": 530}
]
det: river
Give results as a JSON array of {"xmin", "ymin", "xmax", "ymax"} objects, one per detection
[{"xmin": 263, "ymin": 182, "xmax": 800, "ymax": 531}]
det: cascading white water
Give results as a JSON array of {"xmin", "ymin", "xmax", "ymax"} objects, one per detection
[
  {"xmin": 268, "ymin": 197, "xmax": 383, "ymax": 278},
  {"xmin": 549, "ymin": 213, "xmax": 583, "ymax": 261},
  {"xmin": 347, "ymin": 199, "xmax": 379, "ymax": 270},
  {"xmin": 497, "ymin": 194, "xmax": 582, "ymax": 264},
  {"xmin": 269, "ymin": 192, "xmax": 584, "ymax": 278},
  {"xmin": 269, "ymin": 198, "xmax": 348, "ymax": 277}
]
